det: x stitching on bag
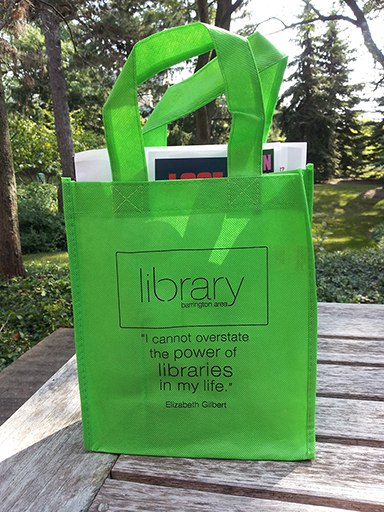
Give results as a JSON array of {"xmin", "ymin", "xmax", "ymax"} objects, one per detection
[
  {"xmin": 228, "ymin": 179, "xmax": 258, "ymax": 207},
  {"xmin": 112, "ymin": 185, "xmax": 143, "ymax": 213}
]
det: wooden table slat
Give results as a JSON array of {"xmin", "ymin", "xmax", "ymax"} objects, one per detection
[
  {"xmin": 88, "ymin": 480, "xmax": 362, "ymax": 512},
  {"xmin": 317, "ymin": 337, "xmax": 384, "ymax": 367},
  {"xmin": 0, "ymin": 328, "xmax": 75, "ymax": 426},
  {"xmin": 317, "ymin": 303, "xmax": 384, "ymax": 340},
  {"xmin": 112, "ymin": 443, "xmax": 384, "ymax": 511},
  {"xmin": 316, "ymin": 397, "xmax": 384, "ymax": 446},
  {"xmin": 0, "ymin": 422, "xmax": 115, "ymax": 512},
  {"xmin": 0, "ymin": 355, "xmax": 80, "ymax": 461},
  {"xmin": 317, "ymin": 364, "xmax": 384, "ymax": 401},
  {"xmin": 0, "ymin": 357, "xmax": 117, "ymax": 512}
]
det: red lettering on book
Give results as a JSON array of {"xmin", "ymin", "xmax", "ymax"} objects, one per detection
[{"xmin": 180, "ymin": 173, "xmax": 196, "ymax": 179}]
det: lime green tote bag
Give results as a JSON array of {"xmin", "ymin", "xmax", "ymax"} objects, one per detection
[{"xmin": 63, "ymin": 23, "xmax": 317, "ymax": 460}]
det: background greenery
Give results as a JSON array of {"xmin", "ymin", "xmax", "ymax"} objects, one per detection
[
  {"xmin": 312, "ymin": 180, "xmax": 384, "ymax": 251},
  {"xmin": 0, "ymin": 1, "xmax": 383, "ymax": 370},
  {"xmin": 0, "ymin": 257, "xmax": 72, "ymax": 371},
  {"xmin": 2, "ymin": 1, "xmax": 384, "ymax": 184},
  {"xmin": 17, "ymin": 183, "xmax": 67, "ymax": 254}
]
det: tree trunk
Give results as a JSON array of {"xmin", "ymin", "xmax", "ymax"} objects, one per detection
[
  {"xmin": 0, "ymin": 72, "xmax": 25, "ymax": 277},
  {"xmin": 40, "ymin": 0, "xmax": 75, "ymax": 209},
  {"xmin": 215, "ymin": 0, "xmax": 233, "ymax": 30},
  {"xmin": 194, "ymin": 0, "xmax": 244, "ymax": 144},
  {"xmin": 195, "ymin": 0, "xmax": 213, "ymax": 145}
]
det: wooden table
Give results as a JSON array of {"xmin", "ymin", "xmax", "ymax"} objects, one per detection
[{"xmin": 0, "ymin": 303, "xmax": 383, "ymax": 512}]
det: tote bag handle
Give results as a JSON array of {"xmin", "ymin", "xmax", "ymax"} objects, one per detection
[
  {"xmin": 103, "ymin": 23, "xmax": 265, "ymax": 182},
  {"xmin": 143, "ymin": 32, "xmax": 287, "ymax": 149}
]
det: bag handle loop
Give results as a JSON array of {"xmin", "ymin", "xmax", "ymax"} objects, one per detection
[
  {"xmin": 103, "ymin": 23, "xmax": 265, "ymax": 182},
  {"xmin": 143, "ymin": 32, "xmax": 287, "ymax": 149}
]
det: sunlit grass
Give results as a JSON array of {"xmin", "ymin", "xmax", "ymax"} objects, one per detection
[
  {"xmin": 313, "ymin": 180, "xmax": 384, "ymax": 251},
  {"xmin": 22, "ymin": 251, "xmax": 69, "ymax": 266}
]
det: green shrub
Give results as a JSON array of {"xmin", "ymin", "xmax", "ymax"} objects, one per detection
[
  {"xmin": 316, "ymin": 247, "xmax": 384, "ymax": 303},
  {"xmin": 0, "ymin": 261, "xmax": 73, "ymax": 371},
  {"xmin": 9, "ymin": 108, "xmax": 105, "ymax": 183},
  {"xmin": 17, "ymin": 183, "xmax": 67, "ymax": 254},
  {"xmin": 371, "ymin": 222, "xmax": 384, "ymax": 248},
  {"xmin": 9, "ymin": 110, "xmax": 61, "ymax": 182}
]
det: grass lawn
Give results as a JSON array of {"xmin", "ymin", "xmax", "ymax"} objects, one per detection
[
  {"xmin": 23, "ymin": 252, "xmax": 69, "ymax": 266},
  {"xmin": 313, "ymin": 180, "xmax": 384, "ymax": 251}
]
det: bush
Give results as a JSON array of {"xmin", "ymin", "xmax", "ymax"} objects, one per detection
[
  {"xmin": 0, "ymin": 261, "xmax": 73, "ymax": 371},
  {"xmin": 9, "ymin": 110, "xmax": 61, "ymax": 182},
  {"xmin": 316, "ymin": 247, "xmax": 384, "ymax": 303},
  {"xmin": 9, "ymin": 108, "xmax": 105, "ymax": 183},
  {"xmin": 371, "ymin": 222, "xmax": 384, "ymax": 249},
  {"xmin": 17, "ymin": 183, "xmax": 67, "ymax": 254}
]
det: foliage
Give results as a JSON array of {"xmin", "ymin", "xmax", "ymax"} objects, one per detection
[
  {"xmin": 371, "ymin": 221, "xmax": 384, "ymax": 248},
  {"xmin": 3, "ymin": 23, "xmax": 51, "ymax": 116},
  {"xmin": 312, "ymin": 213, "xmax": 333, "ymax": 254},
  {"xmin": 9, "ymin": 107, "xmax": 104, "ymax": 182},
  {"xmin": 64, "ymin": 0, "xmax": 199, "ymax": 133},
  {"xmin": 368, "ymin": 96, "xmax": 384, "ymax": 170},
  {"xmin": 314, "ymin": 181, "xmax": 384, "ymax": 304},
  {"xmin": 320, "ymin": 21, "xmax": 366, "ymax": 176},
  {"xmin": 167, "ymin": 115, "xmax": 195, "ymax": 146},
  {"xmin": 17, "ymin": 183, "xmax": 67, "ymax": 253},
  {"xmin": 73, "ymin": 0, "xmax": 198, "ymax": 73},
  {"xmin": 315, "ymin": 247, "xmax": 384, "ymax": 303},
  {"xmin": 2, "ymin": 16, "xmax": 106, "ymax": 134},
  {"xmin": 71, "ymin": 109, "xmax": 105, "ymax": 152},
  {"xmin": 277, "ymin": 9, "xmax": 364, "ymax": 181},
  {"xmin": 9, "ymin": 109, "xmax": 61, "ymax": 181},
  {"xmin": 0, "ymin": 260, "xmax": 73, "ymax": 371}
]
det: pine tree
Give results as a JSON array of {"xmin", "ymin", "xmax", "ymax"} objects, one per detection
[
  {"xmin": 277, "ymin": 8, "xmax": 334, "ymax": 181},
  {"xmin": 319, "ymin": 20, "xmax": 365, "ymax": 176},
  {"xmin": 369, "ymin": 95, "xmax": 384, "ymax": 170},
  {"xmin": 277, "ymin": 9, "xmax": 365, "ymax": 181}
]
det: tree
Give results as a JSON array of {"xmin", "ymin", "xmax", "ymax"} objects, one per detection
[
  {"xmin": 277, "ymin": 8, "xmax": 365, "ymax": 181},
  {"xmin": 194, "ymin": 0, "xmax": 245, "ymax": 144},
  {"xmin": 39, "ymin": 0, "xmax": 75, "ymax": 184},
  {"xmin": 304, "ymin": 0, "xmax": 384, "ymax": 72},
  {"xmin": 277, "ymin": 8, "xmax": 335, "ymax": 181},
  {"xmin": 369, "ymin": 96, "xmax": 384, "ymax": 169},
  {"xmin": 69, "ymin": 0, "xmax": 245, "ymax": 145},
  {"xmin": 0, "ymin": 0, "xmax": 26, "ymax": 277},
  {"xmin": 253, "ymin": 0, "xmax": 384, "ymax": 76},
  {"xmin": 62, "ymin": 0, "xmax": 200, "ymax": 137},
  {"xmin": 0, "ymin": 70, "xmax": 25, "ymax": 276},
  {"xmin": 319, "ymin": 20, "xmax": 365, "ymax": 175},
  {"xmin": 3, "ymin": 22, "xmax": 51, "ymax": 117}
]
